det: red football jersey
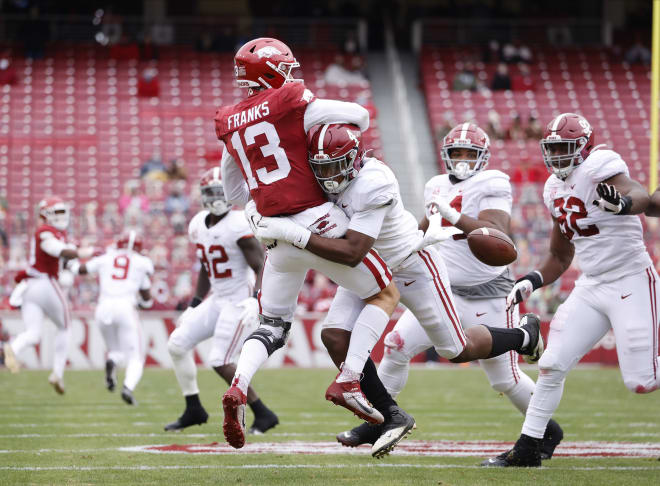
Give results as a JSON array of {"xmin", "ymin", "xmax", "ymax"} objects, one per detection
[
  {"xmin": 30, "ymin": 224, "xmax": 66, "ymax": 278},
  {"xmin": 215, "ymin": 82, "xmax": 327, "ymax": 217}
]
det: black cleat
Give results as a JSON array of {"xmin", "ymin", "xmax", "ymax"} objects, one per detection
[
  {"xmin": 519, "ymin": 313, "xmax": 544, "ymax": 364},
  {"xmin": 481, "ymin": 434, "xmax": 542, "ymax": 467},
  {"xmin": 540, "ymin": 419, "xmax": 564, "ymax": 460},
  {"xmin": 372, "ymin": 406, "xmax": 416, "ymax": 458},
  {"xmin": 164, "ymin": 406, "xmax": 209, "ymax": 431},
  {"xmin": 337, "ymin": 421, "xmax": 383, "ymax": 447},
  {"xmin": 105, "ymin": 359, "xmax": 117, "ymax": 392},
  {"xmin": 249, "ymin": 409, "xmax": 279, "ymax": 435},
  {"xmin": 121, "ymin": 386, "xmax": 137, "ymax": 406}
]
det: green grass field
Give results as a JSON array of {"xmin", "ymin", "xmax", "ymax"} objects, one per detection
[{"xmin": 1, "ymin": 366, "xmax": 660, "ymax": 485}]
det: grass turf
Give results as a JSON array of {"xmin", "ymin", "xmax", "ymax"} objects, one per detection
[{"xmin": 1, "ymin": 366, "xmax": 659, "ymax": 485}]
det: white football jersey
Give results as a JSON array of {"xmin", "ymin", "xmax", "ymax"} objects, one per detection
[
  {"xmin": 543, "ymin": 148, "xmax": 652, "ymax": 284},
  {"xmin": 424, "ymin": 170, "xmax": 513, "ymax": 286},
  {"xmin": 188, "ymin": 209, "xmax": 255, "ymax": 300},
  {"xmin": 85, "ymin": 249, "xmax": 154, "ymax": 305},
  {"xmin": 331, "ymin": 157, "xmax": 421, "ymax": 269}
]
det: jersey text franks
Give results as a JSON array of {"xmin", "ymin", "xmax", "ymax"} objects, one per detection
[{"xmin": 227, "ymin": 102, "xmax": 270, "ymax": 130}]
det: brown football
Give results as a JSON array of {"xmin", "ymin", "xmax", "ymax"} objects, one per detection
[{"xmin": 467, "ymin": 227, "xmax": 517, "ymax": 266}]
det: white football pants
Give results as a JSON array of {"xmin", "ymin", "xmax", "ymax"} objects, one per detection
[
  {"xmin": 10, "ymin": 277, "xmax": 71, "ymax": 379},
  {"xmin": 522, "ymin": 266, "xmax": 660, "ymax": 439}
]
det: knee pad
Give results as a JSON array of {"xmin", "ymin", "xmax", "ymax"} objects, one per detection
[
  {"xmin": 245, "ymin": 314, "xmax": 292, "ymax": 356},
  {"xmin": 167, "ymin": 333, "xmax": 188, "ymax": 358}
]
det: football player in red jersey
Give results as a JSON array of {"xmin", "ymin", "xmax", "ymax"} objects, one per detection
[
  {"xmin": 216, "ymin": 38, "xmax": 400, "ymax": 449},
  {"xmin": 3, "ymin": 197, "xmax": 94, "ymax": 394}
]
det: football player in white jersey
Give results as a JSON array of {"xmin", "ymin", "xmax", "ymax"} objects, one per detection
[
  {"xmin": 484, "ymin": 113, "xmax": 658, "ymax": 467},
  {"xmin": 71, "ymin": 231, "xmax": 154, "ymax": 405},
  {"xmin": 250, "ymin": 123, "xmax": 545, "ymax": 457},
  {"xmin": 164, "ymin": 168, "xmax": 278, "ymax": 434},
  {"xmin": 337, "ymin": 123, "xmax": 563, "ymax": 460}
]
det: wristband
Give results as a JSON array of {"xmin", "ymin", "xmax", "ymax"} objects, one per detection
[
  {"xmin": 443, "ymin": 206, "xmax": 461, "ymax": 225},
  {"xmin": 619, "ymin": 195, "xmax": 632, "ymax": 215},
  {"xmin": 520, "ymin": 270, "xmax": 544, "ymax": 290},
  {"xmin": 190, "ymin": 296, "xmax": 203, "ymax": 308}
]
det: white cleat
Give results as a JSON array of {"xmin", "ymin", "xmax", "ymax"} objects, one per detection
[
  {"xmin": 48, "ymin": 373, "xmax": 66, "ymax": 395},
  {"xmin": 3, "ymin": 343, "xmax": 19, "ymax": 373}
]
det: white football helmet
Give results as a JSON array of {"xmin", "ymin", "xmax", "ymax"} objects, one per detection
[{"xmin": 38, "ymin": 196, "xmax": 70, "ymax": 230}]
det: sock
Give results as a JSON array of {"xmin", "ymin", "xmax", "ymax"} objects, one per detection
[
  {"xmin": 52, "ymin": 327, "xmax": 70, "ymax": 380},
  {"xmin": 521, "ymin": 368, "xmax": 566, "ymax": 439},
  {"xmin": 171, "ymin": 349, "xmax": 199, "ymax": 396},
  {"xmin": 337, "ymin": 366, "xmax": 361, "ymax": 383},
  {"xmin": 343, "ymin": 304, "xmax": 389, "ymax": 375},
  {"xmin": 485, "ymin": 326, "xmax": 524, "ymax": 359},
  {"xmin": 360, "ymin": 358, "xmax": 397, "ymax": 417},
  {"xmin": 232, "ymin": 339, "xmax": 269, "ymax": 394},
  {"xmin": 184, "ymin": 393, "xmax": 203, "ymax": 409},
  {"xmin": 123, "ymin": 353, "xmax": 144, "ymax": 392},
  {"xmin": 248, "ymin": 398, "xmax": 269, "ymax": 417}
]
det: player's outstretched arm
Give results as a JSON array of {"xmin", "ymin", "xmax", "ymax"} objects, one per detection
[
  {"xmin": 237, "ymin": 236, "xmax": 265, "ymax": 294},
  {"xmin": 507, "ymin": 218, "xmax": 574, "ymax": 309},
  {"xmin": 594, "ymin": 173, "xmax": 650, "ymax": 215},
  {"xmin": 645, "ymin": 187, "xmax": 660, "ymax": 217},
  {"xmin": 303, "ymin": 99, "xmax": 369, "ymax": 133},
  {"xmin": 305, "ymin": 229, "xmax": 375, "ymax": 267}
]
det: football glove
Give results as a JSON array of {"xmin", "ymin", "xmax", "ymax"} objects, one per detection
[
  {"xmin": 593, "ymin": 182, "xmax": 632, "ymax": 215},
  {"xmin": 244, "ymin": 200, "xmax": 275, "ymax": 247},
  {"xmin": 433, "ymin": 199, "xmax": 461, "ymax": 225},
  {"xmin": 255, "ymin": 216, "xmax": 311, "ymax": 250},
  {"xmin": 236, "ymin": 297, "xmax": 259, "ymax": 326},
  {"xmin": 506, "ymin": 270, "xmax": 544, "ymax": 310},
  {"xmin": 412, "ymin": 213, "xmax": 463, "ymax": 252}
]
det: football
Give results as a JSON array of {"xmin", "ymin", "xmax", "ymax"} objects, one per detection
[{"xmin": 467, "ymin": 227, "xmax": 517, "ymax": 266}]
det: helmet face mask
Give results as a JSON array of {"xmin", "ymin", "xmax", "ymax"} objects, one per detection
[
  {"xmin": 307, "ymin": 124, "xmax": 364, "ymax": 195},
  {"xmin": 540, "ymin": 113, "xmax": 594, "ymax": 180},
  {"xmin": 199, "ymin": 167, "xmax": 230, "ymax": 216},
  {"xmin": 441, "ymin": 124, "xmax": 490, "ymax": 180},
  {"xmin": 39, "ymin": 197, "xmax": 70, "ymax": 230}
]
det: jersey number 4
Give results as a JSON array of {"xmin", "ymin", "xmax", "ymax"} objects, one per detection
[
  {"xmin": 197, "ymin": 244, "xmax": 232, "ymax": 279},
  {"xmin": 230, "ymin": 121, "xmax": 291, "ymax": 189},
  {"xmin": 554, "ymin": 196, "xmax": 599, "ymax": 240}
]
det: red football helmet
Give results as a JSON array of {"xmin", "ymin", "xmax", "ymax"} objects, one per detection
[
  {"xmin": 38, "ymin": 196, "xmax": 70, "ymax": 230},
  {"xmin": 540, "ymin": 113, "xmax": 596, "ymax": 180},
  {"xmin": 307, "ymin": 123, "xmax": 366, "ymax": 194},
  {"xmin": 200, "ymin": 167, "xmax": 230, "ymax": 216},
  {"xmin": 441, "ymin": 123, "xmax": 490, "ymax": 180},
  {"xmin": 234, "ymin": 37, "xmax": 301, "ymax": 92},
  {"xmin": 117, "ymin": 230, "xmax": 143, "ymax": 253}
]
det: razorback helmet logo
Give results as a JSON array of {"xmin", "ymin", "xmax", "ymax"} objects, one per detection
[{"xmin": 256, "ymin": 46, "xmax": 283, "ymax": 59}]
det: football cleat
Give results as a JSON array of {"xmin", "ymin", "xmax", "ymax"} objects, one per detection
[
  {"xmin": 325, "ymin": 374, "xmax": 384, "ymax": 424},
  {"xmin": 121, "ymin": 386, "xmax": 137, "ymax": 406},
  {"xmin": 164, "ymin": 406, "xmax": 209, "ymax": 431},
  {"xmin": 518, "ymin": 313, "xmax": 544, "ymax": 364},
  {"xmin": 337, "ymin": 422, "xmax": 383, "ymax": 447},
  {"xmin": 105, "ymin": 359, "xmax": 117, "ymax": 392},
  {"xmin": 48, "ymin": 373, "xmax": 65, "ymax": 395},
  {"xmin": 481, "ymin": 434, "xmax": 542, "ymax": 467},
  {"xmin": 222, "ymin": 385, "xmax": 247, "ymax": 448},
  {"xmin": 540, "ymin": 419, "xmax": 564, "ymax": 460},
  {"xmin": 249, "ymin": 409, "xmax": 279, "ymax": 435},
  {"xmin": 3, "ymin": 343, "xmax": 19, "ymax": 373},
  {"xmin": 372, "ymin": 406, "xmax": 416, "ymax": 458}
]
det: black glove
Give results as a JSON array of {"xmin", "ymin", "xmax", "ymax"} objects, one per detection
[{"xmin": 593, "ymin": 182, "xmax": 632, "ymax": 215}]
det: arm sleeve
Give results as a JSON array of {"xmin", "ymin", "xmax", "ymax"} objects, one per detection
[
  {"xmin": 478, "ymin": 195, "xmax": 512, "ymax": 214},
  {"xmin": 304, "ymin": 99, "xmax": 370, "ymax": 133},
  {"xmin": 221, "ymin": 150, "xmax": 250, "ymax": 206},
  {"xmin": 84, "ymin": 256, "xmax": 103, "ymax": 274},
  {"xmin": 347, "ymin": 205, "xmax": 389, "ymax": 239},
  {"xmin": 40, "ymin": 232, "xmax": 67, "ymax": 257}
]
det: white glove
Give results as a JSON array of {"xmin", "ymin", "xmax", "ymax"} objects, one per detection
[
  {"xmin": 434, "ymin": 199, "xmax": 461, "ymax": 225},
  {"xmin": 244, "ymin": 200, "xmax": 275, "ymax": 247},
  {"xmin": 412, "ymin": 213, "xmax": 463, "ymax": 252},
  {"xmin": 77, "ymin": 247, "xmax": 94, "ymax": 259},
  {"xmin": 236, "ymin": 297, "xmax": 259, "ymax": 325},
  {"xmin": 506, "ymin": 271, "xmax": 544, "ymax": 310},
  {"xmin": 66, "ymin": 259, "xmax": 81, "ymax": 274},
  {"xmin": 256, "ymin": 216, "xmax": 312, "ymax": 250}
]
